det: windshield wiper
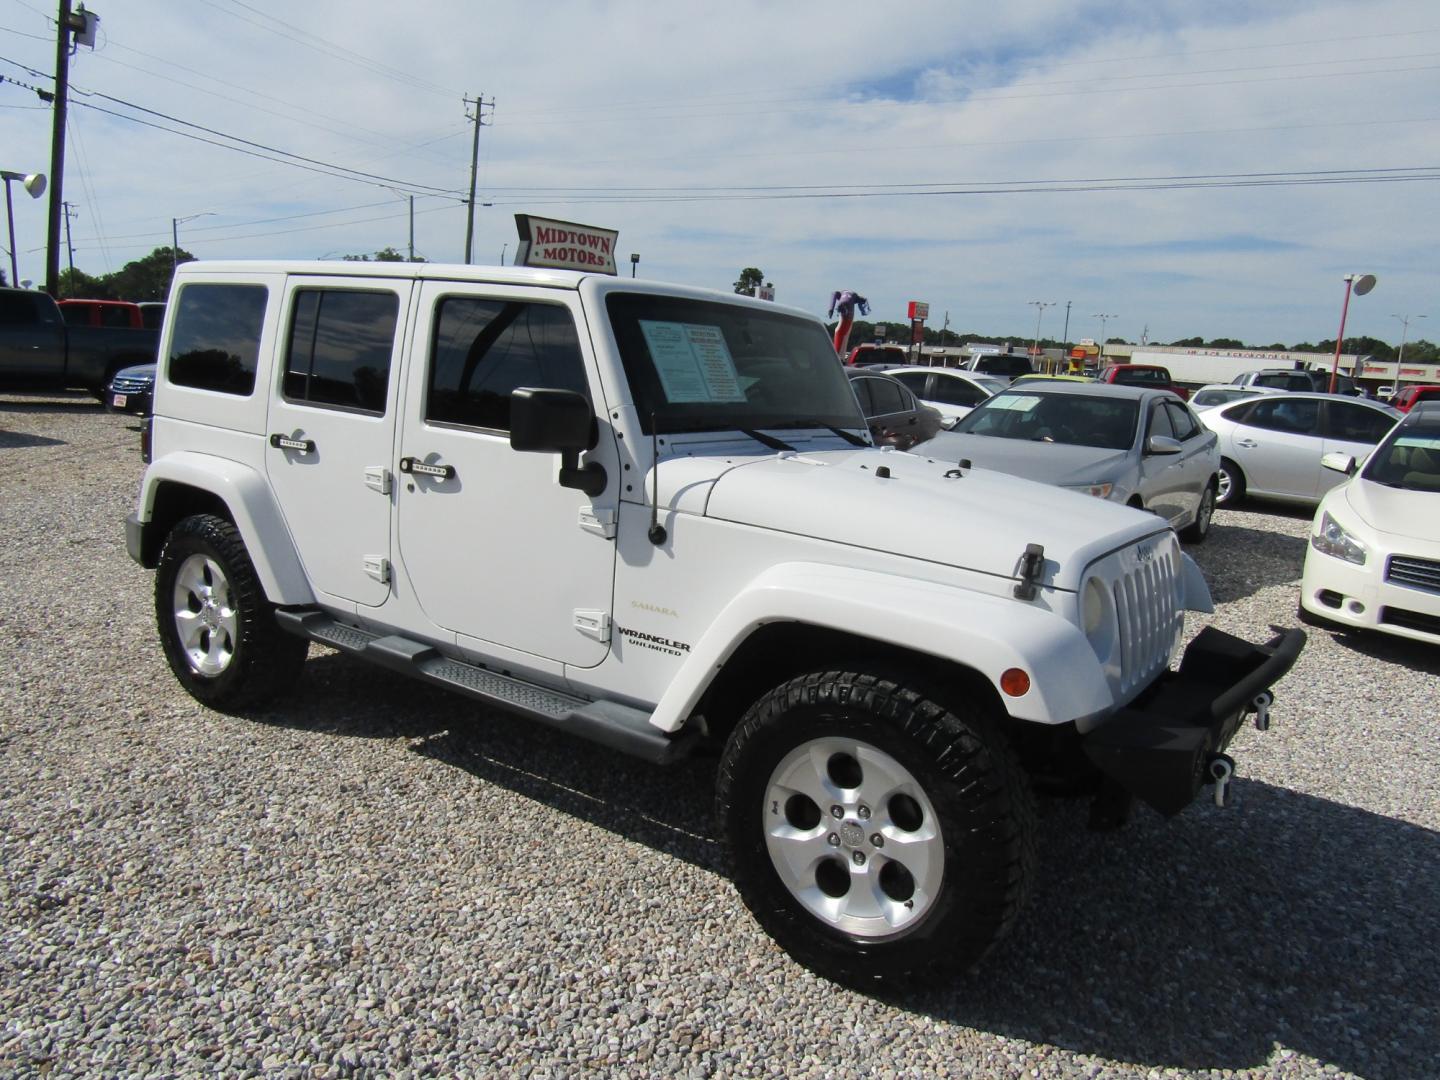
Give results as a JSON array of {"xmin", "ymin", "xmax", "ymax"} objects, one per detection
[
  {"xmin": 772, "ymin": 418, "xmax": 869, "ymax": 447},
  {"xmin": 738, "ymin": 427, "xmax": 795, "ymax": 451}
]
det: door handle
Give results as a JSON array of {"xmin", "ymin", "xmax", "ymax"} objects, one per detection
[
  {"xmin": 1236, "ymin": 438, "xmax": 1259, "ymax": 448},
  {"xmin": 399, "ymin": 456, "xmax": 456, "ymax": 480},
  {"xmin": 269, "ymin": 433, "xmax": 316, "ymax": 454}
]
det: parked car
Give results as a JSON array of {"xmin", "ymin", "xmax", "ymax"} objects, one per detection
[
  {"xmin": 58, "ymin": 298, "xmax": 146, "ymax": 330},
  {"xmin": 879, "ymin": 365, "xmax": 1005, "ymax": 426},
  {"xmin": 1095, "ymin": 363, "xmax": 1189, "ymax": 400},
  {"xmin": 1189, "ymin": 384, "xmax": 1281, "ymax": 411},
  {"xmin": 845, "ymin": 343, "xmax": 908, "ymax": 366},
  {"xmin": 0, "ymin": 287, "xmax": 159, "ymax": 397},
  {"xmin": 1199, "ymin": 392, "xmax": 1401, "ymax": 506},
  {"xmin": 918, "ymin": 382, "xmax": 1220, "ymax": 541},
  {"xmin": 966, "ymin": 352, "xmax": 1033, "ymax": 381},
  {"xmin": 1298, "ymin": 402, "xmax": 1440, "ymax": 644},
  {"xmin": 137, "ymin": 301, "xmax": 167, "ymax": 330},
  {"xmin": 1389, "ymin": 384, "xmax": 1440, "ymax": 413},
  {"xmin": 104, "ymin": 362, "xmax": 156, "ymax": 416},
  {"xmin": 845, "ymin": 367, "xmax": 944, "ymax": 449},
  {"xmin": 1232, "ymin": 368, "xmax": 1360, "ymax": 396},
  {"xmin": 1012, "ymin": 373, "xmax": 1095, "ymax": 384}
]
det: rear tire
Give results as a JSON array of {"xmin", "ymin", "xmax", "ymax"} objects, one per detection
[
  {"xmin": 1216, "ymin": 458, "xmax": 1246, "ymax": 506},
  {"xmin": 716, "ymin": 668, "xmax": 1035, "ymax": 982},
  {"xmin": 1180, "ymin": 482, "xmax": 1217, "ymax": 543},
  {"xmin": 155, "ymin": 514, "xmax": 306, "ymax": 710}
]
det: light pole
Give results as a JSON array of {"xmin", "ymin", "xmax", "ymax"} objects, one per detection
[
  {"xmin": 2, "ymin": 170, "xmax": 47, "ymax": 287},
  {"xmin": 1390, "ymin": 312, "xmax": 1426, "ymax": 394},
  {"xmin": 1061, "ymin": 300, "xmax": 1072, "ymax": 367},
  {"xmin": 172, "ymin": 212, "xmax": 214, "ymax": 275},
  {"xmin": 500, "ymin": 242, "xmax": 507, "ymax": 265},
  {"xmin": 1029, "ymin": 300, "xmax": 1054, "ymax": 370},
  {"xmin": 1329, "ymin": 274, "xmax": 1376, "ymax": 394},
  {"xmin": 1092, "ymin": 313, "xmax": 1116, "ymax": 362}
]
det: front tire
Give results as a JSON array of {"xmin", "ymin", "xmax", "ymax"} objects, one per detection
[
  {"xmin": 155, "ymin": 514, "xmax": 306, "ymax": 710},
  {"xmin": 716, "ymin": 668, "xmax": 1035, "ymax": 982}
]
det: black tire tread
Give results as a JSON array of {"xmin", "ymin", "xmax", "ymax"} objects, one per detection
[{"xmin": 716, "ymin": 667, "xmax": 1036, "ymax": 982}]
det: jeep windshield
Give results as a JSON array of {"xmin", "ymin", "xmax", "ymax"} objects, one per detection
[{"xmin": 606, "ymin": 293, "xmax": 864, "ymax": 436}]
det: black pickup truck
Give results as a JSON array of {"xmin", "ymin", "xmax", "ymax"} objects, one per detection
[{"xmin": 0, "ymin": 287, "xmax": 159, "ymax": 397}]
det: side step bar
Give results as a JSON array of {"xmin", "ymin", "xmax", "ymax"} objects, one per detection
[{"xmin": 275, "ymin": 609, "xmax": 694, "ymax": 765}]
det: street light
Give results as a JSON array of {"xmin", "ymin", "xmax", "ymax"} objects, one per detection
[
  {"xmin": 1092, "ymin": 313, "xmax": 1117, "ymax": 362},
  {"xmin": 172, "ymin": 212, "xmax": 215, "ymax": 274},
  {"xmin": 630, "ymin": 253, "xmax": 640, "ymax": 278},
  {"xmin": 1390, "ymin": 312, "xmax": 1426, "ymax": 394},
  {"xmin": 1329, "ymin": 273, "xmax": 1376, "ymax": 394},
  {"xmin": 2, "ymin": 170, "xmax": 47, "ymax": 287},
  {"xmin": 1029, "ymin": 300, "xmax": 1054, "ymax": 369}
]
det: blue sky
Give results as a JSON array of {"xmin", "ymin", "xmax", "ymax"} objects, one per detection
[{"xmin": 0, "ymin": 0, "xmax": 1435, "ymax": 346}]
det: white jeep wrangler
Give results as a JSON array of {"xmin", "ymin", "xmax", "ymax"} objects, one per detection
[{"xmin": 127, "ymin": 261, "xmax": 1303, "ymax": 981}]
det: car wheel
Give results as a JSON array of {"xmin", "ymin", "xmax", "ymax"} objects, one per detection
[
  {"xmin": 1180, "ymin": 483, "xmax": 1217, "ymax": 543},
  {"xmin": 716, "ymin": 668, "xmax": 1035, "ymax": 983},
  {"xmin": 155, "ymin": 514, "xmax": 306, "ymax": 710},
  {"xmin": 1216, "ymin": 458, "xmax": 1246, "ymax": 506}
]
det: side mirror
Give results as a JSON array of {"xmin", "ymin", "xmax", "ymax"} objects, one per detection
[
  {"xmin": 1321, "ymin": 451, "xmax": 1357, "ymax": 476},
  {"xmin": 1146, "ymin": 435, "xmax": 1182, "ymax": 455},
  {"xmin": 509, "ymin": 388, "xmax": 607, "ymax": 497}
]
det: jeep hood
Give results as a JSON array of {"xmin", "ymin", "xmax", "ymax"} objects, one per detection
[{"xmin": 691, "ymin": 447, "xmax": 1166, "ymax": 592}]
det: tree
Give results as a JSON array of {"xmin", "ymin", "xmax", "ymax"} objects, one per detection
[
  {"xmin": 1205, "ymin": 337, "xmax": 1245, "ymax": 350},
  {"xmin": 58, "ymin": 266, "xmax": 111, "ymax": 300},
  {"xmin": 1168, "ymin": 337, "xmax": 1204, "ymax": 347},
  {"xmin": 342, "ymin": 246, "xmax": 418, "ymax": 263},
  {"xmin": 733, "ymin": 267, "xmax": 764, "ymax": 295},
  {"xmin": 105, "ymin": 247, "xmax": 195, "ymax": 301}
]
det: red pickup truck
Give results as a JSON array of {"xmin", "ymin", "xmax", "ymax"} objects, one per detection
[{"xmin": 1096, "ymin": 364, "xmax": 1190, "ymax": 400}]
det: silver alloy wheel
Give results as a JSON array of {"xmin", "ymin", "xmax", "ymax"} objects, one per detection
[
  {"xmin": 171, "ymin": 553, "xmax": 239, "ymax": 677},
  {"xmin": 1196, "ymin": 485, "xmax": 1215, "ymax": 532},
  {"xmin": 763, "ymin": 737, "xmax": 943, "ymax": 938},
  {"xmin": 1216, "ymin": 467, "xmax": 1234, "ymax": 503}
]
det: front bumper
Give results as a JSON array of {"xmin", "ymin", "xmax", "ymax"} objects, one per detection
[{"xmin": 1080, "ymin": 626, "xmax": 1305, "ymax": 816}]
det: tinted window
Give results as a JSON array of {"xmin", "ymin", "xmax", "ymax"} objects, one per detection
[
  {"xmin": 1166, "ymin": 400, "xmax": 1201, "ymax": 440},
  {"xmin": 283, "ymin": 289, "xmax": 398, "ymax": 414},
  {"xmin": 1148, "ymin": 402, "xmax": 1176, "ymax": 440},
  {"xmin": 849, "ymin": 376, "xmax": 875, "ymax": 414},
  {"xmin": 59, "ymin": 304, "xmax": 89, "ymax": 326},
  {"xmin": 427, "ymin": 298, "xmax": 587, "ymax": 432},
  {"xmin": 1326, "ymin": 402, "xmax": 1394, "ymax": 444},
  {"xmin": 1113, "ymin": 368, "xmax": 1168, "ymax": 386},
  {"xmin": 168, "ymin": 283, "xmax": 269, "ymax": 396},
  {"xmin": 141, "ymin": 305, "xmax": 166, "ymax": 330},
  {"xmin": 1192, "ymin": 388, "xmax": 1247, "ymax": 408},
  {"xmin": 100, "ymin": 306, "xmax": 133, "ymax": 329},
  {"xmin": 865, "ymin": 376, "xmax": 907, "ymax": 415},
  {"xmin": 1252, "ymin": 372, "xmax": 1307, "ymax": 390},
  {"xmin": 955, "ymin": 391, "xmax": 1138, "ymax": 450},
  {"xmin": 1244, "ymin": 398, "xmax": 1321, "ymax": 435},
  {"xmin": 928, "ymin": 374, "xmax": 987, "ymax": 407},
  {"xmin": 0, "ymin": 292, "xmax": 51, "ymax": 326},
  {"xmin": 890, "ymin": 371, "xmax": 929, "ymax": 396}
]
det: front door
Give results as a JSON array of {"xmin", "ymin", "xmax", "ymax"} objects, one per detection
[
  {"xmin": 265, "ymin": 279, "xmax": 411, "ymax": 608},
  {"xmin": 395, "ymin": 282, "xmax": 616, "ymax": 668},
  {"xmin": 1230, "ymin": 396, "xmax": 1324, "ymax": 499}
]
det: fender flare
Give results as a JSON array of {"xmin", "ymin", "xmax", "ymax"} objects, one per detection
[
  {"xmin": 139, "ymin": 451, "xmax": 313, "ymax": 605},
  {"xmin": 647, "ymin": 562, "xmax": 1113, "ymax": 732}
]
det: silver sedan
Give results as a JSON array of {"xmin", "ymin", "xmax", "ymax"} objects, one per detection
[
  {"xmin": 1199, "ymin": 392, "xmax": 1401, "ymax": 506},
  {"xmin": 917, "ymin": 382, "xmax": 1221, "ymax": 541}
]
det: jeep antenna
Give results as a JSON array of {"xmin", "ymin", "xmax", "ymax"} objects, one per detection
[{"xmin": 648, "ymin": 414, "xmax": 667, "ymax": 546}]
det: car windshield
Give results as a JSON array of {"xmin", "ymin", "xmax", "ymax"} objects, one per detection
[
  {"xmin": 1361, "ymin": 415, "xmax": 1440, "ymax": 491},
  {"xmin": 607, "ymin": 293, "xmax": 864, "ymax": 435},
  {"xmin": 951, "ymin": 390, "xmax": 1139, "ymax": 450}
]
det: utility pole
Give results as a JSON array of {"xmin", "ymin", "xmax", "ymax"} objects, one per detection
[
  {"xmin": 44, "ymin": 2, "xmax": 96, "ymax": 295},
  {"xmin": 407, "ymin": 194, "xmax": 414, "ymax": 261},
  {"xmin": 61, "ymin": 200, "xmax": 77, "ymax": 291},
  {"xmin": 463, "ymin": 92, "xmax": 493, "ymax": 264},
  {"xmin": 1029, "ymin": 301, "xmax": 1055, "ymax": 371},
  {"xmin": 1061, "ymin": 301, "xmax": 1072, "ymax": 360}
]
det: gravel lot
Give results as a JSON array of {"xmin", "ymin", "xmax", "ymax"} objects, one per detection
[{"xmin": 2, "ymin": 394, "xmax": 1436, "ymax": 1079}]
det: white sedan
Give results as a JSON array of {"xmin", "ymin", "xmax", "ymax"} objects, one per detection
[
  {"xmin": 1299, "ymin": 404, "xmax": 1440, "ymax": 644},
  {"xmin": 1199, "ymin": 392, "xmax": 1400, "ymax": 506},
  {"xmin": 880, "ymin": 366, "xmax": 1009, "ymax": 427}
]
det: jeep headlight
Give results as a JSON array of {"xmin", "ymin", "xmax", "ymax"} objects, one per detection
[
  {"xmin": 1081, "ymin": 576, "xmax": 1115, "ymax": 658},
  {"xmin": 1066, "ymin": 482, "xmax": 1114, "ymax": 500},
  {"xmin": 1311, "ymin": 510, "xmax": 1367, "ymax": 566}
]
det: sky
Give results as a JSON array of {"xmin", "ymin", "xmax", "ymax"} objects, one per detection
[{"xmin": 1, "ymin": 0, "xmax": 1437, "ymax": 347}]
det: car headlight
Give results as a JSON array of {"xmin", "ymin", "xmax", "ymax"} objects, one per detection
[
  {"xmin": 1080, "ymin": 576, "xmax": 1115, "ymax": 660},
  {"xmin": 1065, "ymin": 482, "xmax": 1114, "ymax": 499},
  {"xmin": 1311, "ymin": 510, "xmax": 1368, "ymax": 566}
]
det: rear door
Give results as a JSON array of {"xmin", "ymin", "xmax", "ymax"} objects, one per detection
[
  {"xmin": 0, "ymin": 292, "xmax": 67, "ymax": 386},
  {"xmin": 1229, "ymin": 396, "xmax": 1324, "ymax": 498},
  {"xmin": 265, "ymin": 277, "xmax": 411, "ymax": 609}
]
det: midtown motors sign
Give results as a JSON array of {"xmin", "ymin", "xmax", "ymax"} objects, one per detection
[{"xmin": 513, "ymin": 214, "xmax": 619, "ymax": 274}]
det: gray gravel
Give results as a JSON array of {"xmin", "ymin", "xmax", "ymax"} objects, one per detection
[{"xmin": 2, "ymin": 393, "xmax": 1437, "ymax": 1079}]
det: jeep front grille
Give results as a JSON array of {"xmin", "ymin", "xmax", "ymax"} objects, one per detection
[
  {"xmin": 1102, "ymin": 534, "xmax": 1182, "ymax": 698},
  {"xmin": 1386, "ymin": 555, "xmax": 1440, "ymax": 595}
]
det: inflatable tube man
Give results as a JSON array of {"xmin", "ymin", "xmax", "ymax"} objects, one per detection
[{"xmin": 828, "ymin": 290, "xmax": 870, "ymax": 358}]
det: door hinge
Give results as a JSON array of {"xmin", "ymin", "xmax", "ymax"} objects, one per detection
[
  {"xmin": 363, "ymin": 556, "xmax": 391, "ymax": 584},
  {"xmin": 364, "ymin": 466, "xmax": 392, "ymax": 495},
  {"xmin": 573, "ymin": 609, "xmax": 611, "ymax": 643},
  {"xmin": 578, "ymin": 507, "xmax": 617, "ymax": 539}
]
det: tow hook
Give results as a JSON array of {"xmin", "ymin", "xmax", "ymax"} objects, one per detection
[
  {"xmin": 1207, "ymin": 753, "xmax": 1236, "ymax": 808},
  {"xmin": 1247, "ymin": 690, "xmax": 1274, "ymax": 731}
]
